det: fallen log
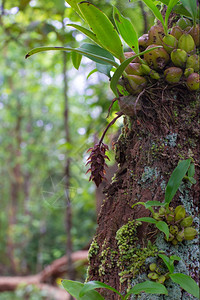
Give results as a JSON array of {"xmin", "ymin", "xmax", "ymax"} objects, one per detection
[{"xmin": 0, "ymin": 250, "xmax": 88, "ymax": 298}]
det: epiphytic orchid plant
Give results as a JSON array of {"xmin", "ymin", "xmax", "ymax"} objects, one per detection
[
  {"xmin": 25, "ymin": 0, "xmax": 199, "ymax": 187},
  {"xmin": 25, "ymin": 0, "xmax": 198, "ymax": 96}
]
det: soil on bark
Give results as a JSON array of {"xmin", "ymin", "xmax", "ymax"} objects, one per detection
[{"xmin": 87, "ymin": 82, "xmax": 200, "ymax": 300}]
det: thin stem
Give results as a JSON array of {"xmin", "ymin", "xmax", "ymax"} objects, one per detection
[{"xmin": 98, "ymin": 112, "xmax": 123, "ymax": 146}]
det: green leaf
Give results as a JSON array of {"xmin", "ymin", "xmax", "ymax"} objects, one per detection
[
  {"xmin": 132, "ymin": 201, "xmax": 146, "ymax": 208},
  {"xmin": 78, "ymin": 2, "xmax": 124, "ymax": 60},
  {"xmin": 165, "ymin": 159, "xmax": 191, "ymax": 205},
  {"xmin": 25, "ymin": 45, "xmax": 119, "ymax": 68},
  {"xmin": 113, "ymin": 6, "xmax": 139, "ymax": 53},
  {"xmin": 136, "ymin": 217, "xmax": 157, "ymax": 224},
  {"xmin": 158, "ymin": 0, "xmax": 198, "ymax": 18},
  {"xmin": 141, "ymin": 0, "xmax": 165, "ymax": 29},
  {"xmin": 87, "ymin": 69, "xmax": 98, "ymax": 79},
  {"xmin": 187, "ymin": 177, "xmax": 196, "ymax": 184},
  {"xmin": 79, "ymin": 281, "xmax": 122, "ymax": 298},
  {"xmin": 96, "ymin": 63, "xmax": 112, "ymax": 78},
  {"xmin": 125, "ymin": 281, "xmax": 168, "ymax": 298},
  {"xmin": 61, "ymin": 280, "xmax": 104, "ymax": 300},
  {"xmin": 145, "ymin": 201, "xmax": 166, "ymax": 208},
  {"xmin": 158, "ymin": 253, "xmax": 174, "ymax": 273},
  {"xmin": 156, "ymin": 0, "xmax": 169, "ymax": 4},
  {"xmin": 165, "ymin": 0, "xmax": 179, "ymax": 28},
  {"xmin": 188, "ymin": 163, "xmax": 195, "ymax": 178},
  {"xmin": 170, "ymin": 255, "xmax": 181, "ymax": 261},
  {"xmin": 67, "ymin": 24, "xmax": 102, "ymax": 46},
  {"xmin": 156, "ymin": 221, "xmax": 169, "ymax": 240},
  {"xmin": 78, "ymin": 43, "xmax": 116, "ymax": 65},
  {"xmin": 169, "ymin": 273, "xmax": 200, "ymax": 299},
  {"xmin": 65, "ymin": 0, "xmax": 85, "ymax": 20},
  {"xmin": 71, "ymin": 52, "xmax": 82, "ymax": 70},
  {"xmin": 180, "ymin": 0, "xmax": 197, "ymax": 24},
  {"xmin": 110, "ymin": 45, "xmax": 162, "ymax": 96}
]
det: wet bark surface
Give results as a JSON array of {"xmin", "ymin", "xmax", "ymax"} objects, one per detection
[{"xmin": 87, "ymin": 84, "xmax": 200, "ymax": 299}]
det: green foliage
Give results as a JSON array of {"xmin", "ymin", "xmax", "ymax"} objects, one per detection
[
  {"xmin": 142, "ymin": 0, "xmax": 165, "ymax": 29},
  {"xmin": 164, "ymin": 0, "xmax": 179, "ymax": 29},
  {"xmin": 79, "ymin": 281, "xmax": 122, "ymax": 298},
  {"xmin": 165, "ymin": 158, "xmax": 191, "ymax": 205},
  {"xmin": 134, "ymin": 159, "xmax": 197, "ymax": 243},
  {"xmin": 133, "ymin": 158, "xmax": 195, "ymax": 211},
  {"xmin": 179, "ymin": 0, "xmax": 198, "ymax": 25},
  {"xmin": 135, "ymin": 217, "xmax": 169, "ymax": 240},
  {"xmin": 149, "ymin": 0, "xmax": 199, "ymax": 25},
  {"xmin": 155, "ymin": 221, "xmax": 169, "ymax": 240},
  {"xmin": 78, "ymin": 2, "xmax": 124, "ymax": 60},
  {"xmin": 61, "ymin": 279, "xmax": 168, "ymax": 299},
  {"xmin": 169, "ymin": 273, "xmax": 200, "ymax": 299},
  {"xmin": 126, "ymin": 281, "xmax": 168, "ymax": 297},
  {"xmin": 62, "ymin": 280, "xmax": 104, "ymax": 300},
  {"xmin": 113, "ymin": 7, "xmax": 139, "ymax": 54},
  {"xmin": 25, "ymin": 44, "xmax": 118, "ymax": 67},
  {"xmin": 158, "ymin": 253, "xmax": 180, "ymax": 273},
  {"xmin": 71, "ymin": 51, "xmax": 82, "ymax": 69},
  {"xmin": 26, "ymin": 1, "xmax": 164, "ymax": 97},
  {"xmin": 158, "ymin": 255, "xmax": 200, "ymax": 298},
  {"xmin": 26, "ymin": 0, "xmax": 199, "ymax": 100},
  {"xmin": 146, "ymin": 254, "xmax": 200, "ymax": 298}
]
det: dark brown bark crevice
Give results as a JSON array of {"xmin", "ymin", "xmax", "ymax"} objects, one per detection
[{"xmin": 87, "ymin": 85, "xmax": 199, "ymax": 299}]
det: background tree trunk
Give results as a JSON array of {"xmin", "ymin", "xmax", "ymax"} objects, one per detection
[{"xmin": 87, "ymin": 85, "xmax": 199, "ymax": 299}]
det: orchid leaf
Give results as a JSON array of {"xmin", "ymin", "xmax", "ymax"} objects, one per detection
[
  {"xmin": 156, "ymin": 221, "xmax": 169, "ymax": 240},
  {"xmin": 61, "ymin": 280, "xmax": 104, "ymax": 300},
  {"xmin": 188, "ymin": 163, "xmax": 195, "ymax": 178},
  {"xmin": 158, "ymin": 253, "xmax": 174, "ymax": 273},
  {"xmin": 165, "ymin": 0, "xmax": 179, "ymax": 28},
  {"xmin": 170, "ymin": 255, "xmax": 181, "ymax": 261},
  {"xmin": 125, "ymin": 281, "xmax": 168, "ymax": 297},
  {"xmin": 169, "ymin": 273, "xmax": 200, "ymax": 298},
  {"xmin": 78, "ymin": 43, "xmax": 116, "ymax": 65},
  {"xmin": 142, "ymin": 0, "xmax": 165, "ymax": 29},
  {"xmin": 158, "ymin": 0, "xmax": 198, "ymax": 18},
  {"xmin": 87, "ymin": 69, "xmax": 98, "ymax": 79},
  {"xmin": 67, "ymin": 24, "xmax": 102, "ymax": 46},
  {"xmin": 165, "ymin": 159, "xmax": 191, "ymax": 205},
  {"xmin": 136, "ymin": 217, "xmax": 157, "ymax": 224},
  {"xmin": 78, "ymin": 2, "xmax": 124, "ymax": 60},
  {"xmin": 65, "ymin": 0, "xmax": 85, "ymax": 20},
  {"xmin": 25, "ymin": 45, "xmax": 119, "ymax": 68},
  {"xmin": 180, "ymin": 0, "xmax": 197, "ymax": 24},
  {"xmin": 79, "ymin": 281, "xmax": 122, "ymax": 298},
  {"xmin": 96, "ymin": 63, "xmax": 112, "ymax": 78},
  {"xmin": 145, "ymin": 201, "xmax": 166, "ymax": 208},
  {"xmin": 113, "ymin": 6, "xmax": 139, "ymax": 53},
  {"xmin": 71, "ymin": 51, "xmax": 82, "ymax": 70}
]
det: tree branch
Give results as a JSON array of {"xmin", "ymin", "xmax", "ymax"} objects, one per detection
[{"xmin": 0, "ymin": 250, "xmax": 88, "ymax": 298}]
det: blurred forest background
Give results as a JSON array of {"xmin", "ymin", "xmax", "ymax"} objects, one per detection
[{"xmin": 0, "ymin": 0, "xmax": 154, "ymax": 298}]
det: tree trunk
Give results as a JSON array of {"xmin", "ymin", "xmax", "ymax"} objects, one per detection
[{"xmin": 87, "ymin": 85, "xmax": 199, "ymax": 299}]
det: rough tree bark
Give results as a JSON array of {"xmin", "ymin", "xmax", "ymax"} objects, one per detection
[{"xmin": 87, "ymin": 84, "xmax": 199, "ymax": 299}]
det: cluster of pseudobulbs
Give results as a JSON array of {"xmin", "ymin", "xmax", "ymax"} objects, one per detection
[
  {"xmin": 123, "ymin": 18, "xmax": 200, "ymax": 95},
  {"xmin": 153, "ymin": 205, "xmax": 197, "ymax": 246}
]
